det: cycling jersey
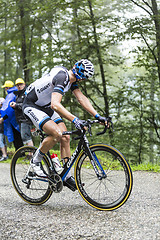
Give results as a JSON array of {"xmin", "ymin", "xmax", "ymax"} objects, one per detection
[
  {"xmin": 25, "ymin": 66, "xmax": 79, "ymax": 107},
  {"xmin": 23, "ymin": 66, "xmax": 79, "ymax": 130}
]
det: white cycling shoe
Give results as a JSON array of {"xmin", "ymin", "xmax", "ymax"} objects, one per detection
[{"xmin": 30, "ymin": 160, "xmax": 47, "ymax": 178}]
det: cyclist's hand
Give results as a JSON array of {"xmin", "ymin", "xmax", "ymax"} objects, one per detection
[
  {"xmin": 95, "ymin": 114, "xmax": 109, "ymax": 127},
  {"xmin": 72, "ymin": 117, "xmax": 85, "ymax": 130}
]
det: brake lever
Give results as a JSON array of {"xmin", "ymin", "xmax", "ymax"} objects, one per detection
[
  {"xmin": 96, "ymin": 116, "xmax": 114, "ymax": 135},
  {"xmin": 96, "ymin": 125, "xmax": 107, "ymax": 136}
]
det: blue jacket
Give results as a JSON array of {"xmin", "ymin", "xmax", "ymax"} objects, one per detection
[{"xmin": 0, "ymin": 86, "xmax": 20, "ymax": 142}]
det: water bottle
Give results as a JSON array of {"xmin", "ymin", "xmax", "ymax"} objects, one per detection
[{"xmin": 51, "ymin": 153, "xmax": 63, "ymax": 173}]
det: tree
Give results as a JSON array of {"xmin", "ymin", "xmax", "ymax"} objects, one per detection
[
  {"xmin": 130, "ymin": 0, "xmax": 160, "ymax": 85},
  {"xmin": 0, "ymin": 0, "xmax": 159, "ymax": 163},
  {"xmin": 16, "ymin": 0, "xmax": 30, "ymax": 83}
]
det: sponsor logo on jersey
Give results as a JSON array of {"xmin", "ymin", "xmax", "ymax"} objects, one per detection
[
  {"xmin": 37, "ymin": 83, "xmax": 51, "ymax": 93},
  {"xmin": 27, "ymin": 109, "xmax": 39, "ymax": 122}
]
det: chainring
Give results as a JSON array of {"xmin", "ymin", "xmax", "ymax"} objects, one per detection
[{"xmin": 49, "ymin": 173, "xmax": 63, "ymax": 193}]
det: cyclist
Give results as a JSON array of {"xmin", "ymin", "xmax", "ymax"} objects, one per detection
[{"xmin": 23, "ymin": 59, "xmax": 107, "ymax": 191}]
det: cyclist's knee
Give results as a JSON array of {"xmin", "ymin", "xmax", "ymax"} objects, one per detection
[
  {"xmin": 55, "ymin": 129, "xmax": 62, "ymax": 142},
  {"xmin": 61, "ymin": 134, "xmax": 70, "ymax": 144},
  {"xmin": 43, "ymin": 121, "xmax": 62, "ymax": 142},
  {"xmin": 49, "ymin": 128, "xmax": 62, "ymax": 142}
]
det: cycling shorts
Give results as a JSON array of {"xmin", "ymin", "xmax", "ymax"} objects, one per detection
[{"xmin": 23, "ymin": 99, "xmax": 63, "ymax": 131}]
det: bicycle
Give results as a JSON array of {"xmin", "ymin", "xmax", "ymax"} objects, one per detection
[{"xmin": 10, "ymin": 118, "xmax": 133, "ymax": 211}]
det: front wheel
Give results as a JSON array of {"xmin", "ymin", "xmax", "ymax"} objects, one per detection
[
  {"xmin": 10, "ymin": 146, "xmax": 53, "ymax": 205},
  {"xmin": 75, "ymin": 144, "xmax": 133, "ymax": 211}
]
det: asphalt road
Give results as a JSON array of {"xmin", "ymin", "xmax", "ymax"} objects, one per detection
[{"xmin": 0, "ymin": 163, "xmax": 159, "ymax": 240}]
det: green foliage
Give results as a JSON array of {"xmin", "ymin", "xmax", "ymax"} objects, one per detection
[
  {"xmin": 2, "ymin": 145, "xmax": 160, "ymax": 172},
  {"xmin": 131, "ymin": 163, "xmax": 160, "ymax": 172},
  {"xmin": 0, "ymin": 0, "xmax": 159, "ymax": 165}
]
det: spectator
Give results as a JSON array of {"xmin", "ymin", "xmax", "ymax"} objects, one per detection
[
  {"xmin": 0, "ymin": 80, "xmax": 23, "ymax": 151},
  {"xmin": 0, "ymin": 98, "xmax": 8, "ymax": 161},
  {"xmin": 10, "ymin": 78, "xmax": 33, "ymax": 146}
]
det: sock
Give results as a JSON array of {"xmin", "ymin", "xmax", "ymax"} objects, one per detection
[{"xmin": 33, "ymin": 148, "xmax": 45, "ymax": 163}]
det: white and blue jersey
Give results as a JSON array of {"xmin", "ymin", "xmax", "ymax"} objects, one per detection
[
  {"xmin": 25, "ymin": 66, "xmax": 78, "ymax": 107},
  {"xmin": 23, "ymin": 66, "xmax": 78, "ymax": 130}
]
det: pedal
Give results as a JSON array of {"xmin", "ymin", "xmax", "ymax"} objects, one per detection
[
  {"xmin": 28, "ymin": 171, "xmax": 36, "ymax": 177},
  {"xmin": 22, "ymin": 177, "xmax": 31, "ymax": 189}
]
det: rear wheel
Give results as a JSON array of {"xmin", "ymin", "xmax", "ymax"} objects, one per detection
[
  {"xmin": 10, "ymin": 146, "xmax": 53, "ymax": 205},
  {"xmin": 75, "ymin": 144, "xmax": 133, "ymax": 211}
]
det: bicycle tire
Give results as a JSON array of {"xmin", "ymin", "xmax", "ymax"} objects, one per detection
[
  {"xmin": 75, "ymin": 144, "xmax": 133, "ymax": 211},
  {"xmin": 10, "ymin": 146, "xmax": 53, "ymax": 205}
]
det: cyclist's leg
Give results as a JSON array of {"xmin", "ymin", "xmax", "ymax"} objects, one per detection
[
  {"xmin": 41, "ymin": 120, "xmax": 62, "ymax": 153},
  {"xmin": 23, "ymin": 105, "xmax": 62, "ymax": 154},
  {"xmin": 32, "ymin": 121, "xmax": 62, "ymax": 176},
  {"xmin": 51, "ymin": 112, "xmax": 77, "ymax": 191},
  {"xmin": 58, "ymin": 123, "xmax": 71, "ymax": 159},
  {"xmin": 23, "ymin": 105, "xmax": 62, "ymax": 176},
  {"xmin": 51, "ymin": 111, "xmax": 71, "ymax": 159}
]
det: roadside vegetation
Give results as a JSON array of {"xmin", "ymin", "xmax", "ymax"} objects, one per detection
[
  {"xmin": 0, "ymin": 0, "xmax": 159, "ymax": 167},
  {"xmin": 2, "ymin": 146, "xmax": 160, "ymax": 173}
]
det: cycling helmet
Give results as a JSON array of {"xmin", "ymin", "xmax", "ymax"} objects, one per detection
[{"xmin": 72, "ymin": 59, "xmax": 94, "ymax": 80}]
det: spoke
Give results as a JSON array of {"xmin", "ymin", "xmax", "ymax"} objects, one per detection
[{"xmin": 76, "ymin": 146, "xmax": 131, "ymax": 209}]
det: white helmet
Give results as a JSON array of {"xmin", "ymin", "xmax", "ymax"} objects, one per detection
[{"xmin": 72, "ymin": 59, "xmax": 94, "ymax": 80}]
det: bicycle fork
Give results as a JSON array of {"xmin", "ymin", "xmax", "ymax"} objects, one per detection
[{"xmin": 83, "ymin": 137, "xmax": 107, "ymax": 180}]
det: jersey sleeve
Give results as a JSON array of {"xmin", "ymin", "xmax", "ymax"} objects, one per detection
[
  {"xmin": 52, "ymin": 70, "xmax": 68, "ymax": 95},
  {"xmin": 70, "ymin": 82, "xmax": 79, "ymax": 92}
]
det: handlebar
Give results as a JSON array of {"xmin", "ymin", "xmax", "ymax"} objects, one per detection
[
  {"xmin": 31, "ymin": 117, "xmax": 113, "ymax": 141},
  {"xmin": 62, "ymin": 117, "xmax": 113, "ymax": 138}
]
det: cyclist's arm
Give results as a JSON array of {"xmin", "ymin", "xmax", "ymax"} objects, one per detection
[
  {"xmin": 72, "ymin": 88, "xmax": 97, "ymax": 117},
  {"xmin": 51, "ymin": 92, "xmax": 76, "ymax": 122}
]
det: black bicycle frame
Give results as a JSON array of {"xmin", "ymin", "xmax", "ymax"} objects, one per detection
[
  {"xmin": 59, "ymin": 131, "xmax": 103, "ymax": 181},
  {"xmin": 36, "ymin": 123, "xmax": 108, "ymax": 183},
  {"xmin": 60, "ymin": 134, "xmax": 84, "ymax": 181}
]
